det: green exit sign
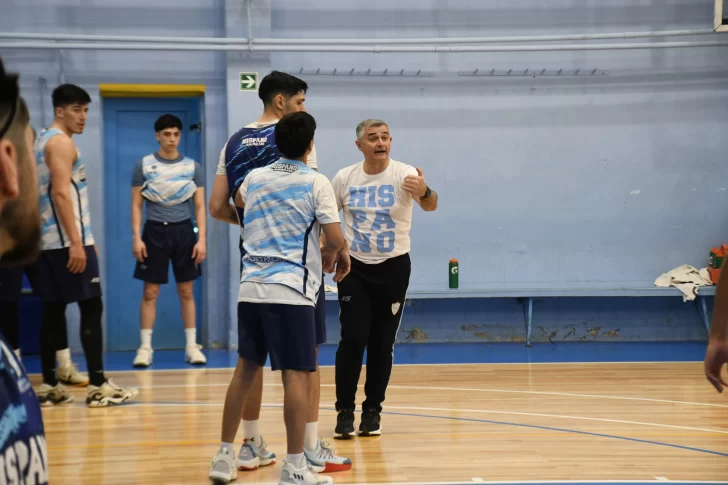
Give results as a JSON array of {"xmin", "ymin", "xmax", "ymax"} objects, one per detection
[{"xmin": 240, "ymin": 72, "xmax": 258, "ymax": 91}]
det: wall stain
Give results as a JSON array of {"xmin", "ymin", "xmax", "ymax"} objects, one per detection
[
  {"xmin": 401, "ymin": 328, "xmax": 428, "ymax": 342},
  {"xmin": 603, "ymin": 329, "xmax": 620, "ymax": 338}
]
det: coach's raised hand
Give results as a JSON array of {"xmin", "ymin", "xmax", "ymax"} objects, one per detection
[{"xmin": 402, "ymin": 167, "xmax": 428, "ymax": 198}]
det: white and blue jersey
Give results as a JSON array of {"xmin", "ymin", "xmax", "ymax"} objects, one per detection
[
  {"xmin": 216, "ymin": 120, "xmax": 318, "ymax": 270},
  {"xmin": 331, "ymin": 159, "xmax": 418, "ymax": 264},
  {"xmin": 131, "ymin": 153, "xmax": 203, "ymax": 223},
  {"xmin": 237, "ymin": 159, "xmax": 339, "ymax": 306},
  {"xmin": 0, "ymin": 334, "xmax": 49, "ymax": 484},
  {"xmin": 35, "ymin": 128, "xmax": 94, "ymax": 250},
  {"xmin": 216, "ymin": 120, "xmax": 318, "ymax": 200}
]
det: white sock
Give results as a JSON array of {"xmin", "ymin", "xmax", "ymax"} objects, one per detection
[
  {"xmin": 286, "ymin": 453, "xmax": 305, "ymax": 469},
  {"xmin": 304, "ymin": 422, "xmax": 318, "ymax": 451},
  {"xmin": 243, "ymin": 420, "xmax": 260, "ymax": 443},
  {"xmin": 56, "ymin": 348, "xmax": 71, "ymax": 368},
  {"xmin": 141, "ymin": 329, "xmax": 152, "ymax": 349},
  {"xmin": 185, "ymin": 328, "xmax": 197, "ymax": 348},
  {"xmin": 220, "ymin": 442, "xmax": 234, "ymax": 454}
]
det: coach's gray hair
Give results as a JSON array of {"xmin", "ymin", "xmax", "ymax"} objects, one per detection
[{"xmin": 356, "ymin": 119, "xmax": 389, "ymax": 139}]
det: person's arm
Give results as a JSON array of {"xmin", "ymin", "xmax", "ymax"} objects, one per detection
[
  {"xmin": 710, "ymin": 268, "xmax": 728, "ymax": 341},
  {"xmin": 131, "ymin": 187, "xmax": 147, "ymax": 262},
  {"xmin": 306, "ymin": 143, "xmax": 318, "ymax": 171},
  {"xmin": 402, "ymin": 167, "xmax": 438, "ymax": 212},
  {"xmin": 315, "ymin": 174, "xmax": 350, "ymax": 282},
  {"xmin": 209, "ymin": 145, "xmax": 239, "ymax": 225},
  {"xmin": 45, "ymin": 135, "xmax": 86, "ymax": 273},
  {"xmin": 234, "ymin": 177, "xmax": 248, "ymax": 210},
  {"xmin": 192, "ymin": 187, "xmax": 207, "ymax": 264},
  {"xmin": 130, "ymin": 159, "xmax": 147, "ymax": 262},
  {"xmin": 705, "ymin": 266, "xmax": 728, "ymax": 392}
]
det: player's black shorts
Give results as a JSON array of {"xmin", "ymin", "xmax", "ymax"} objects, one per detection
[
  {"xmin": 133, "ymin": 219, "xmax": 201, "ymax": 284},
  {"xmin": 26, "ymin": 246, "xmax": 102, "ymax": 303}
]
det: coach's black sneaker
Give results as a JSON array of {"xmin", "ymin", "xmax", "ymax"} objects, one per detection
[
  {"xmin": 334, "ymin": 409, "xmax": 355, "ymax": 439},
  {"xmin": 358, "ymin": 409, "xmax": 381, "ymax": 437}
]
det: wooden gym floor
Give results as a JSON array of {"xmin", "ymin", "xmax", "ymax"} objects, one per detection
[{"xmin": 22, "ymin": 343, "xmax": 728, "ymax": 485}]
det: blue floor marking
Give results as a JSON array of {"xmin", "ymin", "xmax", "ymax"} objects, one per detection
[{"xmin": 20, "ymin": 341, "xmax": 708, "ymax": 374}]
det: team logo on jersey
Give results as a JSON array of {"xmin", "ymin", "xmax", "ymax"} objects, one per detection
[
  {"xmin": 242, "ymin": 137, "xmax": 268, "ymax": 147},
  {"xmin": 391, "ymin": 302, "xmax": 401, "ymax": 315},
  {"xmin": 271, "ymin": 162, "xmax": 299, "ymax": 173}
]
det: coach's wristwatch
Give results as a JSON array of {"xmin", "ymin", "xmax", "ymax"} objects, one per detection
[{"xmin": 422, "ymin": 186, "xmax": 432, "ymax": 199}]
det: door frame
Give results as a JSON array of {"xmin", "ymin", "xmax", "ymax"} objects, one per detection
[{"xmin": 100, "ymin": 84, "xmax": 207, "ymax": 351}]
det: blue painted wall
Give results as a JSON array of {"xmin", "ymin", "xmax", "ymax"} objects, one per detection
[
  {"xmin": 0, "ymin": 0, "xmax": 229, "ymax": 351},
  {"xmin": 2, "ymin": 0, "xmax": 726, "ymax": 350},
  {"xmin": 227, "ymin": 0, "xmax": 727, "ymax": 345}
]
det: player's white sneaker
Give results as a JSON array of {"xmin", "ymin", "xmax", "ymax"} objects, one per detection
[
  {"xmin": 186, "ymin": 344, "xmax": 207, "ymax": 365},
  {"xmin": 279, "ymin": 457, "xmax": 334, "ymax": 485},
  {"xmin": 304, "ymin": 439, "xmax": 352, "ymax": 472},
  {"xmin": 37, "ymin": 383, "xmax": 73, "ymax": 407},
  {"xmin": 57, "ymin": 361, "xmax": 89, "ymax": 387},
  {"xmin": 209, "ymin": 446, "xmax": 237, "ymax": 484},
  {"xmin": 133, "ymin": 346, "xmax": 153, "ymax": 367},
  {"xmin": 237, "ymin": 436, "xmax": 276, "ymax": 470},
  {"xmin": 86, "ymin": 379, "xmax": 139, "ymax": 407}
]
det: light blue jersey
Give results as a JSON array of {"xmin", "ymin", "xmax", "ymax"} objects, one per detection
[
  {"xmin": 35, "ymin": 128, "xmax": 94, "ymax": 250},
  {"xmin": 131, "ymin": 153, "xmax": 203, "ymax": 222},
  {"xmin": 238, "ymin": 159, "xmax": 339, "ymax": 305}
]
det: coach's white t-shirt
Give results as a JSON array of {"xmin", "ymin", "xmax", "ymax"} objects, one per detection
[{"xmin": 331, "ymin": 159, "xmax": 417, "ymax": 264}]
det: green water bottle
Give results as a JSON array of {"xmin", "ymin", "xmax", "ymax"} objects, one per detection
[{"xmin": 449, "ymin": 258, "xmax": 459, "ymax": 289}]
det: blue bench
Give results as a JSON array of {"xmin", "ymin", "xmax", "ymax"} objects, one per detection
[{"xmin": 327, "ymin": 284, "xmax": 717, "ymax": 346}]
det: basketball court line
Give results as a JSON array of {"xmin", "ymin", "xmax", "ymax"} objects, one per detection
[
  {"xmin": 199, "ymin": 481, "xmax": 727, "ymax": 485},
  {"xmin": 101, "ymin": 381, "xmax": 728, "ymax": 409},
  {"xmin": 90, "ymin": 360, "xmax": 706, "ymax": 373},
  {"xmin": 49, "ymin": 401, "xmax": 728, "ymax": 436},
  {"xmin": 47, "ymin": 401, "xmax": 728, "ymax": 456},
  {"xmin": 135, "ymin": 480, "xmax": 728, "ymax": 485}
]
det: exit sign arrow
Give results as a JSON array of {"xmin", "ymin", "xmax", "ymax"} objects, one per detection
[{"xmin": 239, "ymin": 72, "xmax": 258, "ymax": 91}]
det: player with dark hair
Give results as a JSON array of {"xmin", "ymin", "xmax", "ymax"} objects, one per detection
[
  {"xmin": 208, "ymin": 72, "xmax": 351, "ymax": 482},
  {"xmin": 0, "ymin": 56, "xmax": 47, "ymax": 484},
  {"xmin": 131, "ymin": 113, "xmax": 207, "ymax": 367},
  {"xmin": 210, "ymin": 111, "xmax": 350, "ymax": 485},
  {"xmin": 28, "ymin": 83, "xmax": 138, "ymax": 407}
]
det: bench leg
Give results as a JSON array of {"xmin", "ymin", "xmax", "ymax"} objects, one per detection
[
  {"xmin": 698, "ymin": 296, "xmax": 710, "ymax": 335},
  {"xmin": 526, "ymin": 298, "xmax": 533, "ymax": 347}
]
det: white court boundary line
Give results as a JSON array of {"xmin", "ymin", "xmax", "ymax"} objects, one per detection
[
  {"xmin": 380, "ymin": 405, "xmax": 728, "ymax": 435},
  {"xmin": 116, "ymin": 381, "xmax": 728, "ymax": 409},
  {"xmin": 164, "ymin": 480, "xmax": 728, "ymax": 485},
  {"xmin": 94, "ymin": 360, "xmax": 706, "ymax": 375},
  {"xmin": 53, "ymin": 401, "xmax": 728, "ymax": 435}
]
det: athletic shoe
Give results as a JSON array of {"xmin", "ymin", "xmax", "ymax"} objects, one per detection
[
  {"xmin": 237, "ymin": 436, "xmax": 276, "ymax": 470},
  {"xmin": 209, "ymin": 446, "xmax": 237, "ymax": 484},
  {"xmin": 57, "ymin": 361, "xmax": 89, "ymax": 387},
  {"xmin": 37, "ymin": 383, "xmax": 73, "ymax": 407},
  {"xmin": 186, "ymin": 344, "xmax": 207, "ymax": 365},
  {"xmin": 359, "ymin": 409, "xmax": 381, "ymax": 436},
  {"xmin": 279, "ymin": 457, "xmax": 334, "ymax": 485},
  {"xmin": 333, "ymin": 409, "xmax": 355, "ymax": 439},
  {"xmin": 305, "ymin": 439, "xmax": 352, "ymax": 472},
  {"xmin": 86, "ymin": 379, "xmax": 139, "ymax": 407},
  {"xmin": 133, "ymin": 346, "xmax": 153, "ymax": 367}
]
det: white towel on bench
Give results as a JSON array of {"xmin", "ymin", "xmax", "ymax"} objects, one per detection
[{"xmin": 654, "ymin": 264, "xmax": 713, "ymax": 301}]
